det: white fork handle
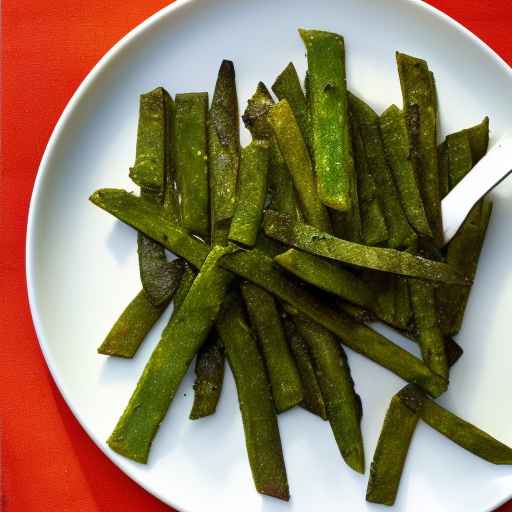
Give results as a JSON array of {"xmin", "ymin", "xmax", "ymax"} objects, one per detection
[{"xmin": 441, "ymin": 132, "xmax": 512, "ymax": 245}]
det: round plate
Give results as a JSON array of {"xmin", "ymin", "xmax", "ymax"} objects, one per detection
[{"xmin": 27, "ymin": 1, "xmax": 512, "ymax": 510}]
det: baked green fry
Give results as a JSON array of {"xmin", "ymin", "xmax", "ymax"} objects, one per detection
[
  {"xmin": 282, "ymin": 317, "xmax": 327, "ymax": 420},
  {"xmin": 380, "ymin": 104, "xmax": 432, "ymax": 238},
  {"xmin": 209, "ymin": 60, "xmax": 240, "ymax": 245},
  {"xmin": 172, "ymin": 263, "xmax": 196, "ymax": 310},
  {"xmin": 107, "ymin": 246, "xmax": 234, "ymax": 463},
  {"xmin": 241, "ymin": 282, "xmax": 303, "ymax": 413},
  {"xmin": 190, "ymin": 333, "xmax": 225, "ymax": 419},
  {"xmin": 97, "ymin": 289, "xmax": 169, "ymax": 358},
  {"xmin": 272, "ymin": 62, "xmax": 311, "ymax": 150},
  {"xmin": 409, "ymin": 279, "xmax": 448, "ymax": 379},
  {"xmin": 349, "ymin": 94, "xmax": 416, "ymax": 249},
  {"xmin": 220, "ymin": 249, "xmax": 448, "ymax": 398},
  {"xmin": 400, "ymin": 385, "xmax": 512, "ymax": 464},
  {"xmin": 446, "ymin": 130, "xmax": 473, "ymax": 189},
  {"xmin": 293, "ymin": 314, "xmax": 364, "ymax": 473},
  {"xmin": 89, "ymin": 189, "xmax": 210, "ymax": 269},
  {"xmin": 350, "ymin": 105, "xmax": 388, "ymax": 245},
  {"xmin": 397, "ymin": 52, "xmax": 442, "ymax": 243},
  {"xmin": 129, "ymin": 87, "xmax": 167, "ymax": 190},
  {"xmin": 163, "ymin": 90, "xmax": 180, "ymax": 223},
  {"xmin": 465, "ymin": 116, "xmax": 490, "ymax": 165},
  {"xmin": 366, "ymin": 391, "xmax": 420, "ymax": 506},
  {"xmin": 175, "ymin": 92, "xmax": 209, "ymax": 237},
  {"xmin": 217, "ymin": 296, "xmax": 290, "ymax": 501},
  {"xmin": 242, "ymin": 83, "xmax": 302, "ymax": 221},
  {"xmin": 228, "ymin": 140, "xmax": 269, "ymax": 246},
  {"xmin": 268, "ymin": 99, "xmax": 332, "ymax": 232},
  {"xmin": 263, "ymin": 210, "xmax": 469, "ymax": 285},
  {"xmin": 300, "ymin": 28, "xmax": 353, "ymax": 211},
  {"xmin": 274, "ymin": 248, "xmax": 376, "ymax": 308}
]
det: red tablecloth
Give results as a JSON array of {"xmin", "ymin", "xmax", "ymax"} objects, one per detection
[{"xmin": 2, "ymin": 1, "xmax": 511, "ymax": 510}]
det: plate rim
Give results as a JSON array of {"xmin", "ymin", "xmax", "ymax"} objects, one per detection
[{"xmin": 25, "ymin": 1, "xmax": 512, "ymax": 510}]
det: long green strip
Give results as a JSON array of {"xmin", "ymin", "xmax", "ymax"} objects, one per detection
[
  {"xmin": 107, "ymin": 246, "xmax": 234, "ymax": 463},
  {"xmin": 189, "ymin": 332, "xmax": 225, "ymax": 420},
  {"xmin": 209, "ymin": 60, "xmax": 240, "ymax": 245},
  {"xmin": 242, "ymin": 83, "xmax": 302, "ymax": 222},
  {"xmin": 282, "ymin": 316, "xmax": 327, "ymax": 419},
  {"xmin": 293, "ymin": 314, "xmax": 364, "ymax": 473},
  {"xmin": 366, "ymin": 391, "xmax": 420, "ymax": 506},
  {"xmin": 241, "ymin": 282, "xmax": 303, "ymax": 413},
  {"xmin": 217, "ymin": 296, "xmax": 290, "ymax": 501},
  {"xmin": 409, "ymin": 279, "xmax": 448, "ymax": 379},
  {"xmin": 349, "ymin": 94, "xmax": 416, "ymax": 249},
  {"xmin": 350, "ymin": 104, "xmax": 388, "ymax": 246},
  {"xmin": 98, "ymin": 289, "xmax": 169, "ymax": 358},
  {"xmin": 175, "ymin": 92, "xmax": 209, "ymax": 237},
  {"xmin": 274, "ymin": 248, "xmax": 376, "ymax": 309},
  {"xmin": 397, "ymin": 52, "xmax": 442, "ymax": 243},
  {"xmin": 272, "ymin": 62, "xmax": 311, "ymax": 150},
  {"xmin": 300, "ymin": 28, "xmax": 352, "ymax": 211},
  {"xmin": 263, "ymin": 210, "xmax": 468, "ymax": 285},
  {"xmin": 228, "ymin": 140, "xmax": 269, "ymax": 246},
  {"xmin": 380, "ymin": 104, "xmax": 432, "ymax": 238},
  {"xmin": 400, "ymin": 385, "xmax": 512, "ymax": 464},
  {"xmin": 220, "ymin": 250, "xmax": 448, "ymax": 398},
  {"xmin": 89, "ymin": 189, "xmax": 209, "ymax": 269},
  {"xmin": 268, "ymin": 100, "xmax": 332, "ymax": 232}
]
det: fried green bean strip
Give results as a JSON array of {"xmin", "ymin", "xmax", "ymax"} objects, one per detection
[
  {"xmin": 189, "ymin": 333, "xmax": 225, "ymax": 419},
  {"xmin": 228, "ymin": 140, "xmax": 269, "ymax": 246},
  {"xmin": 209, "ymin": 60, "xmax": 240, "ymax": 245},
  {"xmin": 300, "ymin": 29, "xmax": 352, "ymax": 211},
  {"xmin": 366, "ymin": 391, "xmax": 420, "ymax": 506},
  {"xmin": 272, "ymin": 62, "xmax": 311, "ymax": 150},
  {"xmin": 89, "ymin": 189, "xmax": 209, "ymax": 269},
  {"xmin": 465, "ymin": 116, "xmax": 490, "ymax": 165},
  {"xmin": 350, "ymin": 105, "xmax": 388, "ymax": 245},
  {"xmin": 175, "ymin": 92, "xmax": 209, "ymax": 237},
  {"xmin": 268, "ymin": 100, "xmax": 332, "ymax": 232},
  {"xmin": 241, "ymin": 282, "xmax": 303, "ymax": 413},
  {"xmin": 446, "ymin": 130, "xmax": 473, "ymax": 189},
  {"xmin": 282, "ymin": 317, "xmax": 327, "ymax": 419},
  {"xmin": 293, "ymin": 315, "xmax": 364, "ymax": 473},
  {"xmin": 380, "ymin": 104, "xmax": 432, "ymax": 238},
  {"xmin": 107, "ymin": 246, "xmax": 234, "ymax": 463},
  {"xmin": 394, "ymin": 277, "xmax": 413, "ymax": 331},
  {"xmin": 217, "ymin": 296, "xmax": 289, "ymax": 501},
  {"xmin": 243, "ymin": 83, "xmax": 302, "ymax": 221},
  {"xmin": 275, "ymin": 248, "xmax": 376, "ymax": 308},
  {"xmin": 163, "ymin": 90, "xmax": 180, "ymax": 223},
  {"xmin": 129, "ymin": 87, "xmax": 167, "ymax": 190},
  {"xmin": 349, "ymin": 94, "xmax": 416, "ymax": 249},
  {"xmin": 400, "ymin": 385, "xmax": 512, "ymax": 464},
  {"xmin": 220, "ymin": 249, "xmax": 448, "ymax": 397},
  {"xmin": 409, "ymin": 279, "xmax": 448, "ymax": 379},
  {"xmin": 397, "ymin": 52, "xmax": 442, "ymax": 243},
  {"xmin": 98, "ymin": 289, "xmax": 169, "ymax": 358},
  {"xmin": 263, "ymin": 210, "xmax": 468, "ymax": 285}
]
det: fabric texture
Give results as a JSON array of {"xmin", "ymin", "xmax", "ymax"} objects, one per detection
[{"xmin": 1, "ymin": 0, "xmax": 511, "ymax": 510}]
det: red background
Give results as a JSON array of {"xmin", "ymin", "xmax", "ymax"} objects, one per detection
[{"xmin": 1, "ymin": 1, "xmax": 511, "ymax": 510}]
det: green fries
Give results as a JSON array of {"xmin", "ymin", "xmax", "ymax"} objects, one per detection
[
  {"xmin": 228, "ymin": 140, "xmax": 269, "ymax": 246},
  {"xmin": 175, "ymin": 92, "xmax": 209, "ymax": 237},
  {"xmin": 264, "ymin": 210, "xmax": 469, "ymax": 285},
  {"xmin": 217, "ymin": 296, "xmax": 290, "ymax": 501},
  {"xmin": 268, "ymin": 99, "xmax": 332, "ymax": 232},
  {"xmin": 91, "ymin": 34, "xmax": 503, "ymax": 503},
  {"xmin": 241, "ymin": 282, "xmax": 303, "ymax": 413},
  {"xmin": 300, "ymin": 29, "xmax": 353, "ymax": 211}
]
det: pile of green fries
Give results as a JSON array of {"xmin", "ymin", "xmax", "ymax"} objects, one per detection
[{"xmin": 90, "ymin": 29, "xmax": 510, "ymax": 505}]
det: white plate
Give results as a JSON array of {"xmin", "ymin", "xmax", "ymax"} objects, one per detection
[{"xmin": 27, "ymin": 1, "xmax": 512, "ymax": 511}]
